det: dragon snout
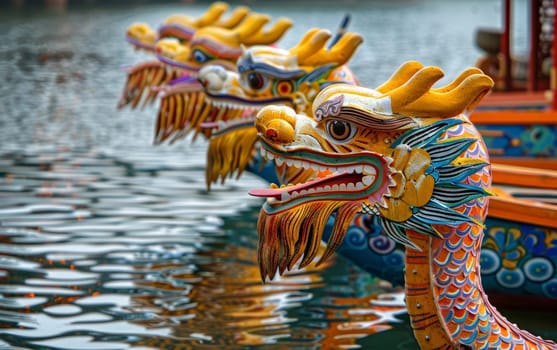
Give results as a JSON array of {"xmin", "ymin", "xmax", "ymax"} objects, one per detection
[
  {"xmin": 255, "ymin": 105, "xmax": 297, "ymax": 144},
  {"xmin": 198, "ymin": 65, "xmax": 229, "ymax": 91}
]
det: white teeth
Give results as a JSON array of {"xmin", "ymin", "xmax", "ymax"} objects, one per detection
[
  {"xmin": 362, "ymin": 176, "xmax": 375, "ymax": 186},
  {"xmin": 262, "ymin": 153, "xmax": 380, "ymax": 203},
  {"xmin": 348, "ymin": 165, "xmax": 363, "ymax": 174},
  {"xmin": 364, "ymin": 166, "xmax": 376, "ymax": 175}
]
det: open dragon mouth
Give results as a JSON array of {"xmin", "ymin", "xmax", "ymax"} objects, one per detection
[
  {"xmin": 199, "ymin": 93, "xmax": 294, "ymax": 134},
  {"xmin": 248, "ymin": 141, "xmax": 392, "ymax": 213},
  {"xmin": 205, "ymin": 91, "xmax": 293, "ymax": 110},
  {"xmin": 118, "ymin": 61, "xmax": 181, "ymax": 109},
  {"xmin": 156, "ymin": 54, "xmax": 201, "ymax": 72},
  {"xmin": 201, "ymin": 116, "xmax": 256, "ymax": 135},
  {"xmin": 154, "ymin": 88, "xmax": 250, "ymax": 144}
]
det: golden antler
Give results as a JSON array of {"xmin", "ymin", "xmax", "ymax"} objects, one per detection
[
  {"xmin": 216, "ymin": 6, "xmax": 250, "ymax": 29},
  {"xmin": 233, "ymin": 13, "xmax": 271, "ymax": 42},
  {"xmin": 289, "ymin": 29, "xmax": 332, "ymax": 62},
  {"xmin": 291, "ymin": 29, "xmax": 363, "ymax": 68},
  {"xmin": 163, "ymin": 2, "xmax": 229, "ymax": 29},
  {"xmin": 241, "ymin": 18, "xmax": 293, "ymax": 46},
  {"xmin": 432, "ymin": 67, "xmax": 484, "ymax": 93},
  {"xmin": 383, "ymin": 66, "xmax": 494, "ymax": 117},
  {"xmin": 387, "ymin": 66, "xmax": 446, "ymax": 111},
  {"xmin": 375, "ymin": 60, "xmax": 424, "ymax": 94}
]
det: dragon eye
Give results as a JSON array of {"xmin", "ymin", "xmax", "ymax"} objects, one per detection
[
  {"xmin": 192, "ymin": 49, "xmax": 210, "ymax": 63},
  {"xmin": 246, "ymin": 72, "xmax": 266, "ymax": 90},
  {"xmin": 327, "ymin": 120, "xmax": 354, "ymax": 142}
]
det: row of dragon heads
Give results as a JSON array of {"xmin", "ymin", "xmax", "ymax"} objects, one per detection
[
  {"xmin": 118, "ymin": 1, "xmax": 557, "ymax": 301},
  {"xmin": 118, "ymin": 3, "xmax": 557, "ymax": 349}
]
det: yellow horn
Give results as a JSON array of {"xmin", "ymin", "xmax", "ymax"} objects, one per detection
[
  {"xmin": 194, "ymin": 2, "xmax": 229, "ymax": 27},
  {"xmin": 299, "ymin": 32, "xmax": 363, "ymax": 67},
  {"xmin": 393, "ymin": 73, "xmax": 494, "ymax": 117},
  {"xmin": 433, "ymin": 67, "xmax": 484, "ymax": 93},
  {"xmin": 290, "ymin": 29, "xmax": 332, "ymax": 63},
  {"xmin": 216, "ymin": 6, "xmax": 250, "ymax": 29},
  {"xmin": 234, "ymin": 13, "xmax": 271, "ymax": 42},
  {"xmin": 241, "ymin": 17, "xmax": 293, "ymax": 46},
  {"xmin": 387, "ymin": 66, "xmax": 445, "ymax": 113},
  {"xmin": 375, "ymin": 60, "xmax": 424, "ymax": 94},
  {"xmin": 289, "ymin": 28, "xmax": 321, "ymax": 56}
]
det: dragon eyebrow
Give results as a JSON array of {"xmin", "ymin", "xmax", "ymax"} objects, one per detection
[
  {"xmin": 315, "ymin": 94, "xmax": 344, "ymax": 121},
  {"xmin": 314, "ymin": 94, "xmax": 417, "ymax": 131}
]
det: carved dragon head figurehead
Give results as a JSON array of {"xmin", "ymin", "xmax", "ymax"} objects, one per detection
[
  {"xmin": 247, "ymin": 61, "xmax": 494, "ymax": 280},
  {"xmin": 118, "ymin": 5, "xmax": 283, "ymax": 110},
  {"xmin": 151, "ymin": 13, "xmax": 293, "ymax": 144},
  {"xmin": 125, "ymin": 2, "xmax": 247, "ymax": 52},
  {"xmin": 249, "ymin": 61, "xmax": 557, "ymax": 350},
  {"xmin": 199, "ymin": 28, "xmax": 363, "ymax": 188},
  {"xmin": 155, "ymin": 13, "xmax": 293, "ymax": 73}
]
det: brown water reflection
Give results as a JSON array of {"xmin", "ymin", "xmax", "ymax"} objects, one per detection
[
  {"xmin": 0, "ymin": 1, "xmax": 509, "ymax": 348},
  {"xmin": 0, "ymin": 148, "xmax": 408, "ymax": 349}
]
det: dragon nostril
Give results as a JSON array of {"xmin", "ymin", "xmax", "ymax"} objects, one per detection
[{"xmin": 265, "ymin": 128, "xmax": 278, "ymax": 141}]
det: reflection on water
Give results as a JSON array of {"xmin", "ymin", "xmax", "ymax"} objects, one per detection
[
  {"xmin": 0, "ymin": 147, "xmax": 408, "ymax": 349},
  {"xmin": 0, "ymin": 0, "xmax": 543, "ymax": 349}
]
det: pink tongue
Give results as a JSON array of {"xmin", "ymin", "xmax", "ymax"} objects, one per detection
[
  {"xmin": 248, "ymin": 171, "xmax": 349, "ymax": 199},
  {"xmin": 200, "ymin": 121, "xmax": 218, "ymax": 129},
  {"xmin": 248, "ymin": 187, "xmax": 284, "ymax": 199}
]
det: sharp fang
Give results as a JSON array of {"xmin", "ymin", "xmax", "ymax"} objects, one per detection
[{"xmin": 275, "ymin": 157, "xmax": 284, "ymax": 166}]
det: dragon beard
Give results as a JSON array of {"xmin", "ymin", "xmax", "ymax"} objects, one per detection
[
  {"xmin": 206, "ymin": 127, "xmax": 259, "ymax": 189},
  {"xmin": 257, "ymin": 200, "xmax": 362, "ymax": 281}
]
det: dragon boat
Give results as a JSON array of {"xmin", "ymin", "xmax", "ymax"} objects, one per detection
[
  {"xmin": 117, "ymin": 1, "xmax": 557, "ymax": 306},
  {"xmin": 471, "ymin": 0, "xmax": 557, "ymax": 171},
  {"xmin": 188, "ymin": 36, "xmax": 557, "ymax": 303},
  {"xmin": 118, "ymin": 4, "xmax": 292, "ymax": 115},
  {"xmin": 248, "ymin": 64, "xmax": 556, "ymax": 349},
  {"xmin": 119, "ymin": 2, "xmax": 252, "ymax": 109}
]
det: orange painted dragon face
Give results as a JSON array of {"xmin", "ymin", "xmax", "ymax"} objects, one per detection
[
  {"xmin": 200, "ymin": 28, "xmax": 363, "ymax": 188},
  {"xmin": 155, "ymin": 13, "xmax": 292, "ymax": 74},
  {"xmin": 119, "ymin": 9, "xmax": 291, "ymax": 115},
  {"xmin": 249, "ymin": 61, "xmax": 494, "ymax": 281},
  {"xmin": 151, "ymin": 14, "xmax": 293, "ymax": 144}
]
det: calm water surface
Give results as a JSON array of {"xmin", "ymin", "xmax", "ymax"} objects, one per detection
[{"xmin": 0, "ymin": 1, "xmax": 550, "ymax": 349}]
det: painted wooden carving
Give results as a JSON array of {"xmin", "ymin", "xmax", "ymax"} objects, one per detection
[
  {"xmin": 249, "ymin": 61, "xmax": 556, "ymax": 349},
  {"xmin": 199, "ymin": 27, "xmax": 361, "ymax": 188}
]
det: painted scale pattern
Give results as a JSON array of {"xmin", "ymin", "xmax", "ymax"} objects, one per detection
[{"xmin": 476, "ymin": 124, "xmax": 557, "ymax": 158}]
